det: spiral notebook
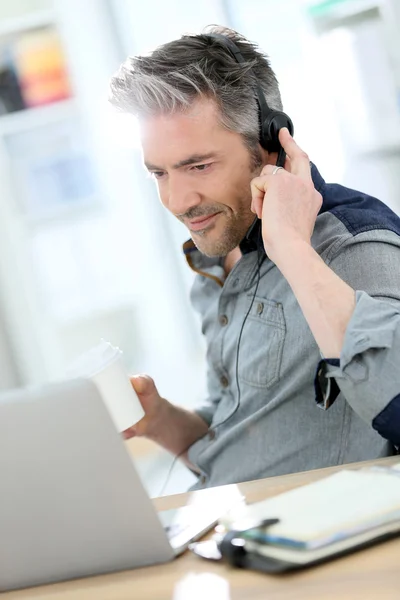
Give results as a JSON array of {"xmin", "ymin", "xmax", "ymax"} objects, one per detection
[{"xmin": 219, "ymin": 464, "xmax": 400, "ymax": 572}]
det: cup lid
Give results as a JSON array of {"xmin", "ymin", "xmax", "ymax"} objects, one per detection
[{"xmin": 66, "ymin": 339, "xmax": 122, "ymax": 379}]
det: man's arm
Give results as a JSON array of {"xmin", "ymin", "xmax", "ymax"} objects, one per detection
[
  {"xmin": 275, "ymin": 239, "xmax": 355, "ymax": 358},
  {"xmin": 280, "ymin": 236, "xmax": 400, "ymax": 428},
  {"xmin": 251, "ymin": 128, "xmax": 400, "ymax": 445},
  {"xmin": 251, "ymin": 128, "xmax": 356, "ymax": 359}
]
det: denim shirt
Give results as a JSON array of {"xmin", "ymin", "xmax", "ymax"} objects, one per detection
[{"xmin": 184, "ymin": 164, "xmax": 400, "ymax": 490}]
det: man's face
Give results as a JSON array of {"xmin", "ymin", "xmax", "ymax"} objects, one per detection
[{"xmin": 141, "ymin": 99, "xmax": 265, "ymax": 257}]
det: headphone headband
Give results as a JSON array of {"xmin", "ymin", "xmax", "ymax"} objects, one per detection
[
  {"xmin": 207, "ymin": 33, "xmax": 294, "ymax": 157},
  {"xmin": 208, "ymin": 33, "xmax": 272, "ymax": 124}
]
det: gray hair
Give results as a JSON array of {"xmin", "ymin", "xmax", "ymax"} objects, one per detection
[{"xmin": 109, "ymin": 26, "xmax": 283, "ymax": 156}]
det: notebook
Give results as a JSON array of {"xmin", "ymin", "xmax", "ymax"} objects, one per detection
[{"xmin": 218, "ymin": 464, "xmax": 400, "ymax": 572}]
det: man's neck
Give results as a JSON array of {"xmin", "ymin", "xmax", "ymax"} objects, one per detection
[{"xmin": 224, "ymin": 246, "xmax": 242, "ymax": 275}]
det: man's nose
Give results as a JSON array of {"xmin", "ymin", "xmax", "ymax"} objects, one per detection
[{"xmin": 164, "ymin": 175, "xmax": 202, "ymax": 217}]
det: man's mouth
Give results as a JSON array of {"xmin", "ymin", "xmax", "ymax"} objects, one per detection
[{"xmin": 187, "ymin": 212, "xmax": 221, "ymax": 232}]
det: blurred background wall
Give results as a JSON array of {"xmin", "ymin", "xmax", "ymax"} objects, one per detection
[{"xmin": 0, "ymin": 0, "xmax": 400, "ymax": 494}]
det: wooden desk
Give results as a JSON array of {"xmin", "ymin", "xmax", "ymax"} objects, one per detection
[{"xmin": 6, "ymin": 456, "xmax": 400, "ymax": 600}]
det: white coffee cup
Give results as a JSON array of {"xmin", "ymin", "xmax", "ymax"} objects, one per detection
[{"xmin": 66, "ymin": 340, "xmax": 145, "ymax": 432}]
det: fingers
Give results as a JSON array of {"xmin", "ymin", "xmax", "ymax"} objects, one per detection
[
  {"xmin": 125, "ymin": 374, "xmax": 160, "ymax": 441},
  {"xmin": 251, "ymin": 166, "xmax": 284, "ymax": 216},
  {"xmin": 130, "ymin": 374, "xmax": 155, "ymax": 395},
  {"xmin": 260, "ymin": 163, "xmax": 272, "ymax": 176},
  {"xmin": 259, "ymin": 163, "xmax": 288, "ymax": 177},
  {"xmin": 250, "ymin": 143, "xmax": 303, "ymax": 216},
  {"xmin": 278, "ymin": 128, "xmax": 311, "ymax": 180},
  {"xmin": 122, "ymin": 426, "xmax": 137, "ymax": 440},
  {"xmin": 251, "ymin": 156, "xmax": 297, "ymax": 216},
  {"xmin": 250, "ymin": 177, "xmax": 267, "ymax": 218}
]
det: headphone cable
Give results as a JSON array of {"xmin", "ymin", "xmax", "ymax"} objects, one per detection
[{"xmin": 157, "ymin": 241, "xmax": 264, "ymax": 497}]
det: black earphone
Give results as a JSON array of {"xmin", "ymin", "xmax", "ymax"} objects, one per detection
[{"xmin": 208, "ymin": 33, "xmax": 294, "ymax": 165}]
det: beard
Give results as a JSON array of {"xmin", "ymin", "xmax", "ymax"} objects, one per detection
[
  {"xmin": 180, "ymin": 161, "xmax": 262, "ymax": 257},
  {"xmin": 188, "ymin": 201, "xmax": 254, "ymax": 257}
]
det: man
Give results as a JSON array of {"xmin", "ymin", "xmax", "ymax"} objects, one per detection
[{"xmin": 109, "ymin": 26, "xmax": 400, "ymax": 489}]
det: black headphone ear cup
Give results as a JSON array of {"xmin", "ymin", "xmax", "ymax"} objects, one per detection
[{"xmin": 260, "ymin": 111, "xmax": 294, "ymax": 152}]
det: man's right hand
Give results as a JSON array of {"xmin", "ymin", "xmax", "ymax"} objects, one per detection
[{"xmin": 123, "ymin": 375, "xmax": 209, "ymax": 459}]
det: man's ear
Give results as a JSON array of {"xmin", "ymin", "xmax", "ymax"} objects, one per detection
[
  {"xmin": 264, "ymin": 149, "xmax": 278, "ymax": 167},
  {"xmin": 257, "ymin": 145, "xmax": 277, "ymax": 171},
  {"xmin": 257, "ymin": 145, "xmax": 268, "ymax": 168}
]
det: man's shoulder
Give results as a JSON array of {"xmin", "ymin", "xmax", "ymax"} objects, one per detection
[
  {"xmin": 313, "ymin": 180, "xmax": 400, "ymax": 258},
  {"xmin": 321, "ymin": 180, "xmax": 400, "ymax": 237}
]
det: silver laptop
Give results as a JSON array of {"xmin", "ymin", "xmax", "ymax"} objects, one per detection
[{"xmin": 0, "ymin": 379, "xmax": 239, "ymax": 591}]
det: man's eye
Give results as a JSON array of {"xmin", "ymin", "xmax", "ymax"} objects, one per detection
[
  {"xmin": 192, "ymin": 164, "xmax": 211, "ymax": 172},
  {"xmin": 151, "ymin": 171, "xmax": 165, "ymax": 180}
]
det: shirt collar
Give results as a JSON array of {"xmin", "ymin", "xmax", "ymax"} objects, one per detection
[{"xmin": 311, "ymin": 162, "xmax": 326, "ymax": 195}]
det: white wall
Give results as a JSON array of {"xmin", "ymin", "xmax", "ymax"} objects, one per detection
[
  {"xmin": 1, "ymin": 0, "xmax": 399, "ymax": 400},
  {"xmin": 0, "ymin": 0, "xmax": 52, "ymax": 21},
  {"xmin": 0, "ymin": 303, "xmax": 20, "ymax": 389},
  {"xmin": 53, "ymin": 0, "xmax": 208, "ymax": 407},
  {"xmin": 227, "ymin": 0, "xmax": 400, "ymax": 213}
]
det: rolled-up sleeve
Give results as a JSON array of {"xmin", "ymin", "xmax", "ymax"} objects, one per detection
[{"xmin": 315, "ymin": 235, "xmax": 400, "ymax": 446}]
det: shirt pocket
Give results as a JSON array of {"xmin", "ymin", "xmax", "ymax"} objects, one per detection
[{"xmin": 238, "ymin": 296, "xmax": 286, "ymax": 389}]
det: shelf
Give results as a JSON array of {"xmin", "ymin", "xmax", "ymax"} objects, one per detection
[
  {"xmin": 308, "ymin": 0, "xmax": 381, "ymax": 32},
  {"xmin": 308, "ymin": 0, "xmax": 380, "ymax": 18},
  {"xmin": 0, "ymin": 99, "xmax": 77, "ymax": 136},
  {"xmin": 0, "ymin": 9, "xmax": 56, "ymax": 39}
]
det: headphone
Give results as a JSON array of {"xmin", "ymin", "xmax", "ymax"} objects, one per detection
[
  {"xmin": 206, "ymin": 33, "xmax": 292, "ymax": 432},
  {"xmin": 208, "ymin": 33, "xmax": 294, "ymax": 165}
]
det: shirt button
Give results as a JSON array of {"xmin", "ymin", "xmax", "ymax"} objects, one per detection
[
  {"xmin": 200, "ymin": 475, "xmax": 207, "ymax": 485},
  {"xmin": 220, "ymin": 375, "xmax": 229, "ymax": 388},
  {"xmin": 256, "ymin": 302, "xmax": 264, "ymax": 315},
  {"xmin": 208, "ymin": 429, "xmax": 216, "ymax": 441},
  {"xmin": 219, "ymin": 314, "xmax": 228, "ymax": 326}
]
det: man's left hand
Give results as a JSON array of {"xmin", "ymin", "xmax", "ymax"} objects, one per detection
[{"xmin": 250, "ymin": 128, "xmax": 322, "ymax": 264}]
